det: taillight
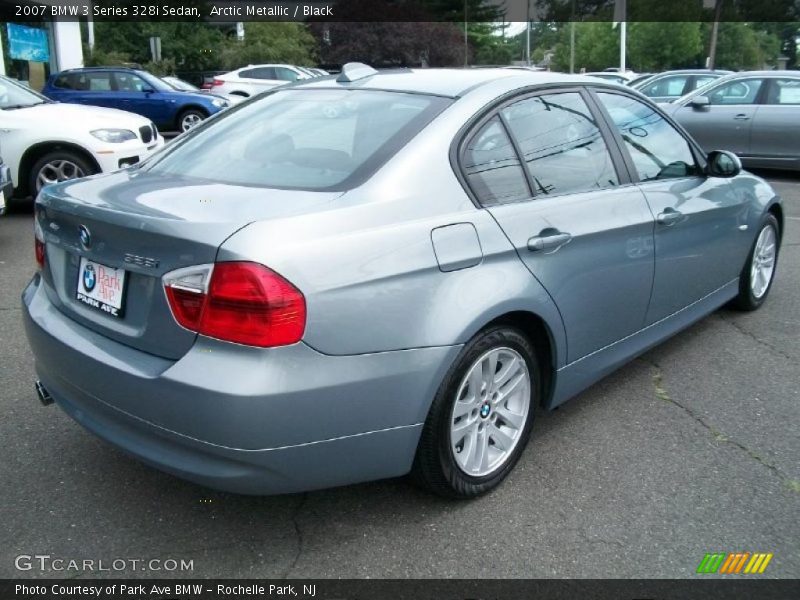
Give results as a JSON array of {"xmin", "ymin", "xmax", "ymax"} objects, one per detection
[
  {"xmin": 163, "ymin": 262, "xmax": 306, "ymax": 348},
  {"xmin": 211, "ymin": 78, "xmax": 223, "ymax": 87},
  {"xmin": 34, "ymin": 218, "xmax": 45, "ymax": 269}
]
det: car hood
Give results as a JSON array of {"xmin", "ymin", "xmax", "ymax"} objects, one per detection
[
  {"xmin": 10, "ymin": 101, "xmax": 151, "ymax": 128},
  {"xmin": 170, "ymin": 91, "xmax": 217, "ymax": 104}
]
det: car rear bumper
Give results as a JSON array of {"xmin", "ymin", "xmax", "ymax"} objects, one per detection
[
  {"xmin": 22, "ymin": 274, "xmax": 459, "ymax": 494},
  {"xmin": 92, "ymin": 136, "xmax": 165, "ymax": 173}
]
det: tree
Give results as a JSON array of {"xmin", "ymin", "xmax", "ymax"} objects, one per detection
[
  {"xmin": 310, "ymin": 21, "xmax": 463, "ymax": 67},
  {"xmin": 703, "ymin": 22, "xmax": 782, "ymax": 70},
  {"xmin": 86, "ymin": 22, "xmax": 227, "ymax": 72},
  {"xmin": 628, "ymin": 22, "xmax": 703, "ymax": 71},
  {"xmin": 218, "ymin": 23, "xmax": 317, "ymax": 70},
  {"xmin": 552, "ymin": 22, "xmax": 619, "ymax": 72}
]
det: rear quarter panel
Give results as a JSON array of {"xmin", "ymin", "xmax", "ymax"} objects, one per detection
[{"xmin": 217, "ymin": 83, "xmax": 568, "ymax": 364}]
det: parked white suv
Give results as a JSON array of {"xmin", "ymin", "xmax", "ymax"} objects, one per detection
[
  {"xmin": 210, "ymin": 64, "xmax": 312, "ymax": 98},
  {"xmin": 0, "ymin": 74, "xmax": 165, "ymax": 198}
]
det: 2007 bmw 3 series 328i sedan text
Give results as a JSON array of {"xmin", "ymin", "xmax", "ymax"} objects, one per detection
[{"xmin": 23, "ymin": 64, "xmax": 783, "ymax": 498}]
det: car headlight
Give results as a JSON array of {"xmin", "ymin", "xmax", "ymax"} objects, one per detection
[
  {"xmin": 90, "ymin": 129, "xmax": 137, "ymax": 143},
  {"xmin": 211, "ymin": 98, "xmax": 228, "ymax": 108}
]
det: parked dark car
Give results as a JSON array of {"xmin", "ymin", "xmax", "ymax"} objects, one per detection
[{"xmin": 42, "ymin": 67, "xmax": 230, "ymax": 132}]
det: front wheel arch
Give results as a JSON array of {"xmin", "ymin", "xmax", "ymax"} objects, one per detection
[{"xmin": 18, "ymin": 142, "xmax": 100, "ymax": 198}]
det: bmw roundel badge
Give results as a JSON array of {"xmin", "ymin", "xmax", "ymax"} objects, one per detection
[
  {"xmin": 83, "ymin": 264, "xmax": 96, "ymax": 292},
  {"xmin": 78, "ymin": 224, "xmax": 92, "ymax": 249}
]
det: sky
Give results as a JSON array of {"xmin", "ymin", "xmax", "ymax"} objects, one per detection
[{"xmin": 506, "ymin": 22, "xmax": 528, "ymax": 36}]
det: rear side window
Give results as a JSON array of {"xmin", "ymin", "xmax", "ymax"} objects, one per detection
[
  {"xmin": 693, "ymin": 75, "xmax": 718, "ymax": 90},
  {"xmin": 766, "ymin": 78, "xmax": 800, "ymax": 105},
  {"xmin": 145, "ymin": 89, "xmax": 449, "ymax": 190},
  {"xmin": 462, "ymin": 116, "xmax": 530, "ymax": 206},
  {"xmin": 597, "ymin": 92, "xmax": 700, "ymax": 181},
  {"xmin": 501, "ymin": 92, "xmax": 618, "ymax": 196},
  {"xmin": 641, "ymin": 75, "xmax": 689, "ymax": 98},
  {"xmin": 84, "ymin": 72, "xmax": 112, "ymax": 91},
  {"xmin": 240, "ymin": 67, "xmax": 276, "ymax": 80},
  {"xmin": 274, "ymin": 67, "xmax": 300, "ymax": 82}
]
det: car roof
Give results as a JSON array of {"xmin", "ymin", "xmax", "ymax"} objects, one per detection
[
  {"xmin": 60, "ymin": 66, "xmax": 140, "ymax": 72},
  {"xmin": 644, "ymin": 69, "xmax": 732, "ymax": 76},
  {"xmin": 291, "ymin": 68, "xmax": 597, "ymax": 98},
  {"xmin": 717, "ymin": 70, "xmax": 800, "ymax": 77}
]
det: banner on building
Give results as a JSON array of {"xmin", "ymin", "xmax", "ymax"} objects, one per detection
[{"xmin": 6, "ymin": 23, "xmax": 50, "ymax": 63}]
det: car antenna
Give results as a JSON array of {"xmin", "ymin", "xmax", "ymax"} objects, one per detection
[{"xmin": 336, "ymin": 62, "xmax": 378, "ymax": 83}]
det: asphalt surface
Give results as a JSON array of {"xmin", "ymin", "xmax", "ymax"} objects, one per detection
[{"xmin": 1, "ymin": 173, "xmax": 798, "ymax": 580}]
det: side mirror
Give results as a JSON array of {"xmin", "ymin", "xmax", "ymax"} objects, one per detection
[
  {"xmin": 707, "ymin": 150, "xmax": 742, "ymax": 178},
  {"xmin": 689, "ymin": 95, "xmax": 710, "ymax": 110},
  {"xmin": 141, "ymin": 86, "xmax": 155, "ymax": 94}
]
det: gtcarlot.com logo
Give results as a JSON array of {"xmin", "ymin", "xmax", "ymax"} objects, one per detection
[
  {"xmin": 15, "ymin": 554, "xmax": 194, "ymax": 572},
  {"xmin": 697, "ymin": 552, "xmax": 773, "ymax": 574}
]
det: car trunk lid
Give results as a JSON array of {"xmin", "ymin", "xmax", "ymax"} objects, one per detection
[{"xmin": 36, "ymin": 169, "xmax": 342, "ymax": 359}]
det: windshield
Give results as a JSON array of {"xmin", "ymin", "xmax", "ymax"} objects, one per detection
[
  {"xmin": 163, "ymin": 77, "xmax": 198, "ymax": 92},
  {"xmin": 144, "ymin": 89, "xmax": 450, "ymax": 190},
  {"xmin": 676, "ymin": 75, "xmax": 732, "ymax": 104},
  {"xmin": 0, "ymin": 75, "xmax": 49, "ymax": 109},
  {"xmin": 136, "ymin": 71, "xmax": 173, "ymax": 92}
]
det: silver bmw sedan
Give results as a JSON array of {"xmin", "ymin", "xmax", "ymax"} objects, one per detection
[{"xmin": 23, "ymin": 64, "xmax": 783, "ymax": 498}]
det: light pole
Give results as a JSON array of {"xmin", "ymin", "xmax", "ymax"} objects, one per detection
[{"xmin": 464, "ymin": 0, "xmax": 468, "ymax": 66}]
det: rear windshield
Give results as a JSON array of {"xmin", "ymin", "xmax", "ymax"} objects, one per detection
[{"xmin": 144, "ymin": 89, "xmax": 450, "ymax": 190}]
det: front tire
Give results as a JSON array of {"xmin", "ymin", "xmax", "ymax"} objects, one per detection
[
  {"xmin": 178, "ymin": 108, "xmax": 207, "ymax": 132},
  {"xmin": 29, "ymin": 150, "xmax": 96, "ymax": 196},
  {"xmin": 412, "ymin": 326, "xmax": 539, "ymax": 499},
  {"xmin": 731, "ymin": 214, "xmax": 780, "ymax": 311}
]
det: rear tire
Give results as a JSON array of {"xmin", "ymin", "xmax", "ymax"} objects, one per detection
[
  {"xmin": 731, "ymin": 214, "xmax": 780, "ymax": 311},
  {"xmin": 29, "ymin": 150, "xmax": 96, "ymax": 196},
  {"xmin": 412, "ymin": 326, "xmax": 539, "ymax": 499}
]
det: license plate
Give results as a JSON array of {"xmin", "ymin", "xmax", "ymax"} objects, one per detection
[{"xmin": 76, "ymin": 257, "xmax": 127, "ymax": 318}]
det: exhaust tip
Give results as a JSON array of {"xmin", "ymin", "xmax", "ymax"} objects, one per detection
[{"xmin": 35, "ymin": 380, "xmax": 53, "ymax": 406}]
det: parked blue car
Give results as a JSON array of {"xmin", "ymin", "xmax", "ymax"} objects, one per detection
[{"xmin": 42, "ymin": 67, "xmax": 229, "ymax": 132}]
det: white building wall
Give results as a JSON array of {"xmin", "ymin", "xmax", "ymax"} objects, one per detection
[{"xmin": 52, "ymin": 21, "xmax": 84, "ymax": 70}]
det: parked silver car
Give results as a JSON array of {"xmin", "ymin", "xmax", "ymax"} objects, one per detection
[
  {"xmin": 667, "ymin": 70, "xmax": 800, "ymax": 171},
  {"xmin": 23, "ymin": 65, "xmax": 783, "ymax": 498},
  {"xmin": 632, "ymin": 69, "xmax": 731, "ymax": 103}
]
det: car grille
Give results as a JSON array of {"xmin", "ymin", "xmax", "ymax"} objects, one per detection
[{"xmin": 139, "ymin": 123, "xmax": 157, "ymax": 143}]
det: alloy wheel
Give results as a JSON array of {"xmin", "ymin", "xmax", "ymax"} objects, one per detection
[
  {"xmin": 181, "ymin": 113, "xmax": 203, "ymax": 131},
  {"xmin": 750, "ymin": 224, "xmax": 777, "ymax": 299},
  {"xmin": 36, "ymin": 160, "xmax": 85, "ymax": 192},
  {"xmin": 449, "ymin": 347, "xmax": 531, "ymax": 477}
]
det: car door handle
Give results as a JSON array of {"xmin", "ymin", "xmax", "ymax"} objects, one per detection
[
  {"xmin": 733, "ymin": 114, "xmax": 750, "ymax": 121},
  {"xmin": 527, "ymin": 231, "xmax": 572, "ymax": 252},
  {"xmin": 656, "ymin": 208, "xmax": 683, "ymax": 226}
]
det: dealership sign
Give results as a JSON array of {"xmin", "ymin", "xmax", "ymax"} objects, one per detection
[{"xmin": 6, "ymin": 23, "xmax": 50, "ymax": 62}]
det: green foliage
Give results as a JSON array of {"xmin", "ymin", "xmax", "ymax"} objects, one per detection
[
  {"xmin": 217, "ymin": 23, "xmax": 317, "ymax": 71},
  {"xmin": 469, "ymin": 22, "xmax": 515, "ymax": 65},
  {"xmin": 311, "ymin": 22, "xmax": 464, "ymax": 67},
  {"xmin": 552, "ymin": 22, "xmax": 619, "ymax": 72},
  {"xmin": 538, "ymin": 20, "xmax": 784, "ymax": 73},
  {"xmin": 82, "ymin": 47, "xmax": 135, "ymax": 67},
  {"xmin": 628, "ymin": 22, "xmax": 703, "ymax": 71},
  {"xmin": 86, "ymin": 22, "xmax": 317, "ymax": 74},
  {"xmin": 704, "ymin": 22, "xmax": 782, "ymax": 70}
]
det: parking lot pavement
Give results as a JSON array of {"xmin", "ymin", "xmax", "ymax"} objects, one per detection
[{"xmin": 1, "ymin": 174, "xmax": 798, "ymax": 580}]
